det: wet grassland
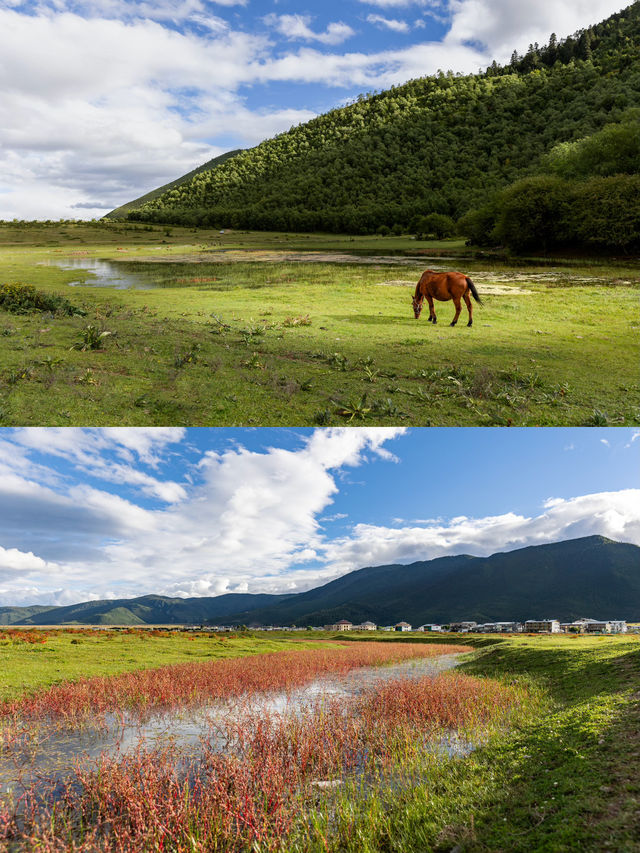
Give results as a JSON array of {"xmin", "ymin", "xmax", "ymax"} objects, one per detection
[
  {"xmin": 0, "ymin": 629, "xmax": 638, "ymax": 851},
  {"xmin": 0, "ymin": 222, "xmax": 638, "ymax": 427}
]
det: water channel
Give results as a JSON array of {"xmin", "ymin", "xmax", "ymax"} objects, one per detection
[
  {"xmin": 0, "ymin": 654, "xmax": 462, "ymax": 802},
  {"xmin": 40, "ymin": 255, "xmax": 456, "ymax": 290}
]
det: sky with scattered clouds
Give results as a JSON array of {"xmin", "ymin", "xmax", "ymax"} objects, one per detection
[
  {"xmin": 0, "ymin": 0, "xmax": 630, "ymax": 219},
  {"xmin": 0, "ymin": 426, "xmax": 638, "ymax": 607}
]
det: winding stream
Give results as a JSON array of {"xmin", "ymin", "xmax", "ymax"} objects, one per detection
[{"xmin": 0, "ymin": 654, "xmax": 462, "ymax": 801}]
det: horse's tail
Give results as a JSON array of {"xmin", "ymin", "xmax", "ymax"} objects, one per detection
[{"xmin": 465, "ymin": 276, "xmax": 482, "ymax": 305}]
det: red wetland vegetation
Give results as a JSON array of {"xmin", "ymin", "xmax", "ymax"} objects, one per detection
[{"xmin": 0, "ymin": 642, "xmax": 527, "ymax": 852}]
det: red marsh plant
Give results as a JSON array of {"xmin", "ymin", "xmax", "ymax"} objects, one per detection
[
  {"xmin": 0, "ymin": 671, "xmax": 526, "ymax": 853},
  {"xmin": 1, "ymin": 642, "xmax": 466, "ymax": 725},
  {"xmin": 0, "ymin": 630, "xmax": 49, "ymax": 644}
]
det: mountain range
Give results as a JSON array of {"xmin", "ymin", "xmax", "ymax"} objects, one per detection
[{"xmin": 3, "ymin": 536, "xmax": 638, "ymax": 627}]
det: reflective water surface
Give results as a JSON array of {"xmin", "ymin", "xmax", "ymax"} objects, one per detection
[{"xmin": 39, "ymin": 254, "xmax": 627, "ymax": 291}]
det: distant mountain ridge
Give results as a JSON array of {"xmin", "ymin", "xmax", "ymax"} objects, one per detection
[
  {"xmin": 4, "ymin": 536, "xmax": 639, "ymax": 626},
  {"xmin": 9, "ymin": 593, "xmax": 293, "ymax": 627}
]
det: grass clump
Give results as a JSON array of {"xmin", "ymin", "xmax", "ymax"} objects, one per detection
[{"xmin": 70, "ymin": 324, "xmax": 113, "ymax": 351}]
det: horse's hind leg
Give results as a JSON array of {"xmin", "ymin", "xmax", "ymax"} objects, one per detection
[
  {"xmin": 450, "ymin": 295, "xmax": 462, "ymax": 327},
  {"xmin": 427, "ymin": 294, "xmax": 436, "ymax": 323},
  {"xmin": 463, "ymin": 291, "xmax": 473, "ymax": 327}
]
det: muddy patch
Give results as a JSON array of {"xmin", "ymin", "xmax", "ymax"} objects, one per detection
[{"xmin": 375, "ymin": 279, "xmax": 533, "ymax": 295}]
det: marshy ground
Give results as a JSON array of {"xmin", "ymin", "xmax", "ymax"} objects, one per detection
[
  {"xmin": 0, "ymin": 630, "xmax": 638, "ymax": 851},
  {"xmin": 0, "ymin": 222, "xmax": 637, "ymax": 426}
]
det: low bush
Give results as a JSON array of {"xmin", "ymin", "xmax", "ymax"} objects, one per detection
[{"xmin": 0, "ymin": 282, "xmax": 84, "ymax": 315}]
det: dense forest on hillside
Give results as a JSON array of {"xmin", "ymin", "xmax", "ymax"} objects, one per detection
[
  {"xmin": 107, "ymin": 149, "xmax": 243, "ymax": 220},
  {"xmin": 126, "ymin": 3, "xmax": 640, "ymax": 249}
]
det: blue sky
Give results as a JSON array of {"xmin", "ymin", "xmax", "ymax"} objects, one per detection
[
  {"xmin": 0, "ymin": 0, "xmax": 629, "ymax": 218},
  {"xmin": 0, "ymin": 427, "xmax": 637, "ymax": 606}
]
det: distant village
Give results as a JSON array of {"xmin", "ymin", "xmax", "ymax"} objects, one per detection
[{"xmin": 206, "ymin": 617, "xmax": 634, "ymax": 634}]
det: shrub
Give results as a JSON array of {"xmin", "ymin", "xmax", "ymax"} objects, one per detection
[
  {"xmin": 544, "ymin": 116, "xmax": 640, "ymax": 179},
  {"xmin": 413, "ymin": 212, "xmax": 456, "ymax": 239},
  {"xmin": 458, "ymin": 202, "xmax": 500, "ymax": 246},
  {"xmin": 569, "ymin": 174, "xmax": 640, "ymax": 250},
  {"xmin": 492, "ymin": 175, "xmax": 570, "ymax": 252},
  {"xmin": 461, "ymin": 171, "xmax": 640, "ymax": 253},
  {"xmin": 0, "ymin": 282, "xmax": 84, "ymax": 316}
]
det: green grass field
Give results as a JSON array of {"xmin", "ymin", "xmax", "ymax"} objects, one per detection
[
  {"xmin": 0, "ymin": 630, "xmax": 317, "ymax": 702},
  {"xmin": 308, "ymin": 633, "xmax": 640, "ymax": 852},
  {"xmin": 1, "ymin": 222, "xmax": 638, "ymax": 426}
]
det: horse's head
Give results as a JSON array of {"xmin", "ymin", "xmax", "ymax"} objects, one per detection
[{"xmin": 412, "ymin": 295, "xmax": 423, "ymax": 319}]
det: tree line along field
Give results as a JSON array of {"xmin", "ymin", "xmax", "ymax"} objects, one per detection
[
  {"xmin": 0, "ymin": 224, "xmax": 638, "ymax": 427},
  {"xmin": 0, "ymin": 630, "xmax": 638, "ymax": 851}
]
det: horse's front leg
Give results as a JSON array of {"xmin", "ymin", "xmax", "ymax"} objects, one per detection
[
  {"xmin": 427, "ymin": 295, "xmax": 436, "ymax": 323},
  {"xmin": 450, "ymin": 296, "xmax": 462, "ymax": 326}
]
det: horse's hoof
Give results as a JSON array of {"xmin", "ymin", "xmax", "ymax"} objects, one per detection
[
  {"xmin": 467, "ymin": 321, "xmax": 472, "ymax": 327},
  {"xmin": 450, "ymin": 322, "xmax": 457, "ymax": 327}
]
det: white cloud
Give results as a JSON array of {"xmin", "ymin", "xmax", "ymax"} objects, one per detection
[
  {"xmin": 0, "ymin": 428, "xmax": 406, "ymax": 604},
  {"xmin": 626, "ymin": 432, "xmax": 640, "ymax": 448},
  {"xmin": 11, "ymin": 428, "xmax": 187, "ymax": 502},
  {"xmin": 366, "ymin": 14, "xmax": 410, "ymax": 32},
  {"xmin": 446, "ymin": 0, "xmax": 626, "ymax": 61},
  {"xmin": 264, "ymin": 14, "xmax": 355, "ymax": 45},
  {"xmin": 358, "ymin": 0, "xmax": 437, "ymax": 8},
  {"xmin": 0, "ymin": 423, "xmax": 637, "ymax": 607},
  {"xmin": 0, "ymin": 546, "xmax": 54, "ymax": 574}
]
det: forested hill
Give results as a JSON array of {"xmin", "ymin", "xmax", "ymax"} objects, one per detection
[
  {"xmin": 107, "ymin": 149, "xmax": 242, "ymax": 220},
  {"xmin": 125, "ymin": 3, "xmax": 640, "ymax": 235}
]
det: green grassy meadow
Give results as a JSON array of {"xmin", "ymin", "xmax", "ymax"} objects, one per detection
[
  {"xmin": 0, "ymin": 630, "xmax": 317, "ymax": 703},
  {"xmin": 306, "ymin": 633, "xmax": 640, "ymax": 852},
  {"xmin": 0, "ymin": 221, "xmax": 638, "ymax": 426}
]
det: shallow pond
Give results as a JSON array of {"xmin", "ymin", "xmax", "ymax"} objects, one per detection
[
  {"xmin": 0, "ymin": 654, "xmax": 461, "ymax": 801},
  {"xmin": 39, "ymin": 254, "xmax": 632, "ymax": 291},
  {"xmin": 40, "ymin": 255, "xmax": 454, "ymax": 289}
]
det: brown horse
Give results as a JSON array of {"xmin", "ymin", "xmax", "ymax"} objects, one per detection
[{"xmin": 412, "ymin": 270, "xmax": 482, "ymax": 327}]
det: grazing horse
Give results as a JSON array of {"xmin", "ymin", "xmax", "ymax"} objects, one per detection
[{"xmin": 412, "ymin": 270, "xmax": 482, "ymax": 327}]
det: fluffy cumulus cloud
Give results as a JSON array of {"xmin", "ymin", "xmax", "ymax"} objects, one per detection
[
  {"xmin": 0, "ymin": 0, "xmax": 628, "ymax": 218},
  {"xmin": 0, "ymin": 428, "xmax": 638, "ymax": 607},
  {"xmin": 446, "ymin": 0, "xmax": 628, "ymax": 60},
  {"xmin": 263, "ymin": 14, "xmax": 355, "ymax": 45},
  {"xmin": 0, "ymin": 428, "xmax": 407, "ymax": 604},
  {"xmin": 366, "ymin": 14, "xmax": 411, "ymax": 33}
]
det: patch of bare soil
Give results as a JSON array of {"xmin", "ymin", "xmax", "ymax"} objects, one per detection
[{"xmin": 375, "ymin": 279, "xmax": 533, "ymax": 295}]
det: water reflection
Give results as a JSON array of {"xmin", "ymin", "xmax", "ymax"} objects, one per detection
[
  {"xmin": 40, "ymin": 256, "xmax": 452, "ymax": 290},
  {"xmin": 42, "ymin": 258, "xmax": 170, "ymax": 289}
]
